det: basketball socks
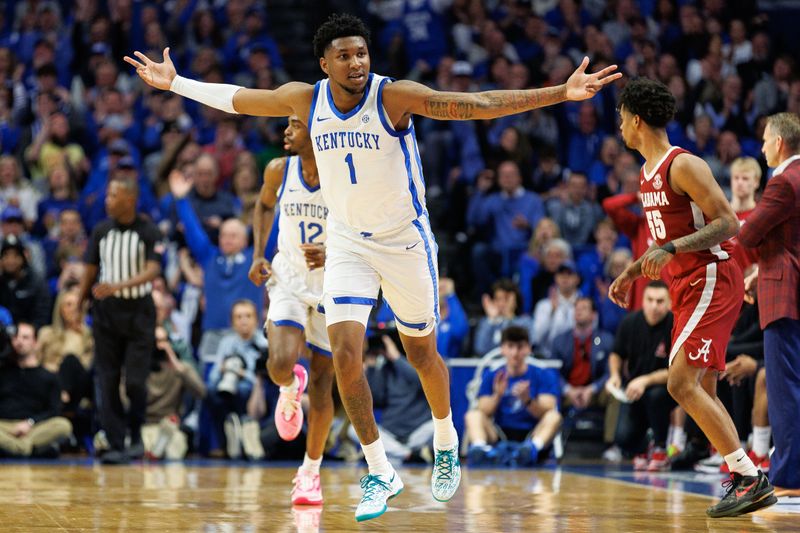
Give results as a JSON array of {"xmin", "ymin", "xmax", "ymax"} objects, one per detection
[
  {"xmin": 724, "ymin": 448, "xmax": 759, "ymax": 477},
  {"xmin": 752, "ymin": 426, "xmax": 772, "ymax": 458},
  {"xmin": 668, "ymin": 425, "xmax": 686, "ymax": 451},
  {"xmin": 362, "ymin": 438, "xmax": 393, "ymax": 476},
  {"xmin": 433, "ymin": 410, "xmax": 458, "ymax": 450},
  {"xmin": 279, "ymin": 374, "xmax": 300, "ymax": 394},
  {"xmin": 300, "ymin": 453, "xmax": 322, "ymax": 475}
]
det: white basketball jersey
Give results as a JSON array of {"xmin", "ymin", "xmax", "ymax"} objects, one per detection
[
  {"xmin": 275, "ymin": 155, "xmax": 328, "ymax": 274},
  {"xmin": 308, "ymin": 73, "xmax": 428, "ymax": 236}
]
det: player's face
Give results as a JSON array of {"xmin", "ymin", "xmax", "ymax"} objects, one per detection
[
  {"xmin": 283, "ymin": 115, "xmax": 310, "ymax": 154},
  {"xmin": 321, "ymin": 37, "xmax": 371, "ymax": 95},
  {"xmin": 618, "ymin": 106, "xmax": 638, "ymax": 150},
  {"xmin": 761, "ymin": 123, "xmax": 781, "ymax": 168}
]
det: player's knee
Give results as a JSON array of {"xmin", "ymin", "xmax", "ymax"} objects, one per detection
[
  {"xmin": 666, "ymin": 375, "xmax": 690, "ymax": 401},
  {"xmin": 406, "ymin": 348, "xmax": 437, "ymax": 371}
]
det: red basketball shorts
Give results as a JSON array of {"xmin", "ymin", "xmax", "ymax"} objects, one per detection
[{"xmin": 668, "ymin": 260, "xmax": 744, "ymax": 372}]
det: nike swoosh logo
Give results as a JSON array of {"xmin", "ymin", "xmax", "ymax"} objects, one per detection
[
  {"xmin": 736, "ymin": 480, "xmax": 758, "ymax": 498},
  {"xmin": 689, "ymin": 279, "xmax": 702, "ymax": 286},
  {"xmin": 288, "ymin": 188, "xmax": 299, "ymax": 192},
  {"xmin": 406, "ymin": 241, "xmax": 420, "ymax": 250},
  {"xmin": 316, "ymin": 116, "xmax": 331, "ymax": 122}
]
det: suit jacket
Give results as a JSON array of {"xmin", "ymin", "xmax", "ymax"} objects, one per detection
[
  {"xmin": 739, "ymin": 157, "xmax": 800, "ymax": 328},
  {"xmin": 549, "ymin": 328, "xmax": 614, "ymax": 395}
]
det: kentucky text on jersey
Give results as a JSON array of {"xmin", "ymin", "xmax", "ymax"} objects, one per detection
[
  {"xmin": 314, "ymin": 131, "xmax": 381, "ymax": 152},
  {"xmin": 282, "ymin": 202, "xmax": 329, "ymax": 220},
  {"xmin": 641, "ymin": 191, "xmax": 670, "ymax": 208}
]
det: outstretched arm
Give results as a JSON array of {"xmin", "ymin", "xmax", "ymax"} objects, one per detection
[
  {"xmin": 384, "ymin": 57, "xmax": 620, "ymax": 122},
  {"xmin": 123, "ymin": 48, "xmax": 312, "ymax": 117}
]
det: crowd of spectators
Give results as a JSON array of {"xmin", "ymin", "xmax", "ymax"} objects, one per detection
[{"xmin": 0, "ymin": 0, "xmax": 791, "ymax": 468}]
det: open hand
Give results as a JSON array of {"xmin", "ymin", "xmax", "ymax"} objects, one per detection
[
  {"xmin": 566, "ymin": 57, "xmax": 622, "ymax": 101},
  {"xmin": 168, "ymin": 169, "xmax": 193, "ymax": 199},
  {"xmin": 123, "ymin": 48, "xmax": 178, "ymax": 91},
  {"xmin": 608, "ymin": 270, "xmax": 634, "ymax": 308}
]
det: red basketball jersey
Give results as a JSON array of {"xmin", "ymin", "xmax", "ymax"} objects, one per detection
[{"xmin": 639, "ymin": 146, "xmax": 734, "ymax": 278}]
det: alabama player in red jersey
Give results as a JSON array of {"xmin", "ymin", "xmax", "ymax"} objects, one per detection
[{"xmin": 608, "ymin": 78, "xmax": 776, "ymax": 518}]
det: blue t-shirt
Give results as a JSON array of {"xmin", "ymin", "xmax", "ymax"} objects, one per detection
[{"xmin": 477, "ymin": 364, "xmax": 560, "ymax": 431}]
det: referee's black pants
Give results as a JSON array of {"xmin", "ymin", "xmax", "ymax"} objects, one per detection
[{"xmin": 92, "ymin": 296, "xmax": 155, "ymax": 452}]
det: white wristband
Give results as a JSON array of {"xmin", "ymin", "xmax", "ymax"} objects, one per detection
[{"xmin": 169, "ymin": 75, "xmax": 241, "ymax": 114}]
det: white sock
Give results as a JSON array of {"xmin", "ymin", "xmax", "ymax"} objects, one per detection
[
  {"xmin": 752, "ymin": 426, "xmax": 772, "ymax": 457},
  {"xmin": 471, "ymin": 439, "xmax": 488, "ymax": 448},
  {"xmin": 362, "ymin": 438, "xmax": 393, "ymax": 476},
  {"xmin": 433, "ymin": 410, "xmax": 458, "ymax": 450},
  {"xmin": 670, "ymin": 426, "xmax": 687, "ymax": 450},
  {"xmin": 667, "ymin": 425, "xmax": 675, "ymax": 447},
  {"xmin": 531, "ymin": 436, "xmax": 545, "ymax": 451},
  {"xmin": 300, "ymin": 453, "xmax": 322, "ymax": 475},
  {"xmin": 279, "ymin": 374, "xmax": 300, "ymax": 394},
  {"xmin": 724, "ymin": 448, "xmax": 758, "ymax": 477}
]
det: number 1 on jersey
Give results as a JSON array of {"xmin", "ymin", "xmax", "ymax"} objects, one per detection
[{"xmin": 345, "ymin": 153, "xmax": 357, "ymax": 184}]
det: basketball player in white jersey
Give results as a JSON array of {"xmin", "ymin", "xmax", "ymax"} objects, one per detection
[
  {"xmin": 125, "ymin": 13, "xmax": 620, "ymax": 522},
  {"xmin": 247, "ymin": 115, "xmax": 333, "ymax": 506}
]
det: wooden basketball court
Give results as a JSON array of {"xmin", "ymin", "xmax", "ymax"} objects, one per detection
[{"xmin": 0, "ymin": 461, "xmax": 796, "ymax": 532}]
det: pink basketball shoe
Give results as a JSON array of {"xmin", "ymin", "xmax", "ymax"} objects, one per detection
[
  {"xmin": 275, "ymin": 364, "xmax": 308, "ymax": 441},
  {"xmin": 291, "ymin": 468, "xmax": 324, "ymax": 505}
]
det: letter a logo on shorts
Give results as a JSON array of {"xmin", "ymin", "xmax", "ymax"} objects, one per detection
[{"xmin": 696, "ymin": 338, "xmax": 712, "ymax": 363}]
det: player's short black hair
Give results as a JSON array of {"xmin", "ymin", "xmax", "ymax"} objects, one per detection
[
  {"xmin": 645, "ymin": 279, "xmax": 669, "ymax": 291},
  {"xmin": 313, "ymin": 14, "xmax": 371, "ymax": 59},
  {"xmin": 617, "ymin": 78, "xmax": 676, "ymax": 128}
]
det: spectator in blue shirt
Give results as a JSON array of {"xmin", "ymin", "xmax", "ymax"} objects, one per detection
[
  {"xmin": 468, "ymin": 160, "xmax": 544, "ymax": 294},
  {"xmin": 547, "ymin": 171, "xmax": 603, "ymax": 249},
  {"xmin": 465, "ymin": 326, "xmax": 562, "ymax": 466},
  {"xmin": 168, "ymin": 169, "xmax": 263, "ymax": 363}
]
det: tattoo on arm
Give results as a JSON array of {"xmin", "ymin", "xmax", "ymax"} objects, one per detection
[
  {"xmin": 422, "ymin": 85, "xmax": 566, "ymax": 120},
  {"xmin": 673, "ymin": 217, "xmax": 737, "ymax": 254}
]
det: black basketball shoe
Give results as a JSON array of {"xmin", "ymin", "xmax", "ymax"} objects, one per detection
[{"xmin": 706, "ymin": 470, "xmax": 777, "ymax": 518}]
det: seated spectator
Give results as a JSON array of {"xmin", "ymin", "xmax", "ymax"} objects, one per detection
[
  {"xmin": 517, "ymin": 217, "xmax": 561, "ymax": 313},
  {"xmin": 467, "ymin": 160, "xmax": 544, "ymax": 294},
  {"xmin": 606, "ymin": 281, "xmax": 674, "ymax": 471},
  {"xmin": 437, "ymin": 277, "xmax": 468, "ymax": 359},
  {"xmin": 42, "ymin": 208, "xmax": 87, "ymax": 280},
  {"xmin": 0, "ymin": 156, "xmax": 39, "ymax": 229},
  {"xmin": 596, "ymin": 248, "xmax": 632, "ymax": 335},
  {"xmin": 576, "ymin": 218, "xmax": 618, "ymax": 302},
  {"xmin": 168, "ymin": 170, "xmax": 262, "ymax": 362},
  {"xmin": 473, "ymin": 279, "xmax": 532, "ymax": 356},
  {"xmin": 546, "ymin": 171, "xmax": 603, "ymax": 248},
  {"xmin": 206, "ymin": 300, "xmax": 267, "ymax": 459},
  {"xmin": 465, "ymin": 326, "xmax": 562, "ymax": 466},
  {"xmin": 550, "ymin": 297, "xmax": 616, "ymax": 444},
  {"xmin": 34, "ymin": 165, "xmax": 79, "ymax": 238},
  {"xmin": 0, "ymin": 322, "xmax": 72, "ymax": 457},
  {"xmin": 531, "ymin": 260, "xmax": 581, "ymax": 357},
  {"xmin": 0, "ymin": 235, "xmax": 50, "ymax": 328},
  {"xmin": 36, "ymin": 286, "xmax": 93, "ymax": 444},
  {"xmin": 348, "ymin": 333, "xmax": 434, "ymax": 464},
  {"xmin": 528, "ymin": 237, "xmax": 573, "ymax": 309},
  {"xmin": 1, "ymin": 205, "xmax": 47, "ymax": 278},
  {"xmin": 142, "ymin": 326, "xmax": 206, "ymax": 460}
]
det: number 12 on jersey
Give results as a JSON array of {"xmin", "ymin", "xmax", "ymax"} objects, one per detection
[
  {"xmin": 646, "ymin": 210, "xmax": 666, "ymax": 240},
  {"xmin": 299, "ymin": 221, "xmax": 323, "ymax": 244},
  {"xmin": 345, "ymin": 153, "xmax": 357, "ymax": 184}
]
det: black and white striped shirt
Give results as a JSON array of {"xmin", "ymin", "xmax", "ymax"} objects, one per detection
[{"xmin": 85, "ymin": 216, "xmax": 161, "ymax": 299}]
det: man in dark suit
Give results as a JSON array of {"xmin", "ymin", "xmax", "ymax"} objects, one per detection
[{"xmin": 739, "ymin": 112, "xmax": 800, "ymax": 496}]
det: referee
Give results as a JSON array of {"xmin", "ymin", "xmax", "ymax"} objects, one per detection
[{"xmin": 79, "ymin": 177, "xmax": 162, "ymax": 464}]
